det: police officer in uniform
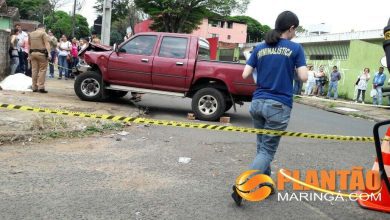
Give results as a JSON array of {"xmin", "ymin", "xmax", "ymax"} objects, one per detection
[{"xmin": 28, "ymin": 24, "xmax": 51, "ymax": 93}]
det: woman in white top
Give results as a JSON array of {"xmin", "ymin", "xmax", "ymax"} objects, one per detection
[
  {"xmin": 355, "ymin": 67, "xmax": 371, "ymax": 103},
  {"xmin": 57, "ymin": 35, "xmax": 71, "ymax": 79},
  {"xmin": 305, "ymin": 66, "xmax": 316, "ymax": 95}
]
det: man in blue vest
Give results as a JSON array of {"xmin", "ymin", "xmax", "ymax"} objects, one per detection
[{"xmin": 372, "ymin": 67, "xmax": 387, "ymax": 105}]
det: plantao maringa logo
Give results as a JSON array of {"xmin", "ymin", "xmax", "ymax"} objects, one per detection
[
  {"xmin": 234, "ymin": 170, "xmax": 275, "ymax": 202},
  {"xmin": 277, "ymin": 167, "xmax": 382, "ymax": 202},
  {"xmin": 235, "ymin": 167, "xmax": 382, "ymax": 203}
]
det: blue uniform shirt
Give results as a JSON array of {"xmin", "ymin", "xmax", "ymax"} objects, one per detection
[
  {"xmin": 247, "ymin": 39, "xmax": 306, "ymax": 108},
  {"xmin": 373, "ymin": 72, "xmax": 386, "ymax": 87}
]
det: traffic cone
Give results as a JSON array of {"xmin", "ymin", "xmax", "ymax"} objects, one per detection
[{"xmin": 357, "ymin": 127, "xmax": 390, "ymax": 213}]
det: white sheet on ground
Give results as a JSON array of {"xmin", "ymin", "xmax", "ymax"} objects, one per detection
[{"xmin": 0, "ymin": 73, "xmax": 32, "ymax": 91}]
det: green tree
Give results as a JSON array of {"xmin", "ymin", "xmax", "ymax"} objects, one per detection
[
  {"xmin": 135, "ymin": 0, "xmax": 250, "ymax": 33},
  {"xmin": 296, "ymin": 26, "xmax": 307, "ymax": 33},
  {"xmin": 7, "ymin": 0, "xmax": 51, "ymax": 22},
  {"xmin": 44, "ymin": 11, "xmax": 89, "ymax": 39},
  {"xmin": 229, "ymin": 16, "xmax": 270, "ymax": 42},
  {"xmin": 74, "ymin": 14, "xmax": 90, "ymax": 39},
  {"xmin": 94, "ymin": 0, "xmax": 147, "ymax": 44},
  {"xmin": 94, "ymin": 0, "xmax": 132, "ymax": 22}
]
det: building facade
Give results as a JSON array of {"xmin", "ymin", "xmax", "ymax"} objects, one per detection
[
  {"xmin": 293, "ymin": 29, "xmax": 388, "ymax": 104},
  {"xmin": 135, "ymin": 18, "xmax": 247, "ymax": 61},
  {"xmin": 135, "ymin": 18, "xmax": 247, "ymax": 44},
  {"xmin": 191, "ymin": 18, "xmax": 247, "ymax": 44}
]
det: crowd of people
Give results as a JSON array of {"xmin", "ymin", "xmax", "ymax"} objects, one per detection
[
  {"xmin": 294, "ymin": 65, "xmax": 389, "ymax": 106},
  {"xmin": 9, "ymin": 24, "xmax": 101, "ymax": 80}
]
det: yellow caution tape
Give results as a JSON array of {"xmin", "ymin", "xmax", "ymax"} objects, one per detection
[
  {"xmin": 48, "ymin": 62, "xmax": 73, "ymax": 71},
  {"xmin": 0, "ymin": 103, "xmax": 380, "ymax": 142}
]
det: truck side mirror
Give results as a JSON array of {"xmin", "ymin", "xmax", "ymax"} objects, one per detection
[{"xmin": 113, "ymin": 43, "xmax": 118, "ymax": 53}]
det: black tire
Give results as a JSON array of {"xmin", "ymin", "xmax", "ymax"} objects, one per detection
[
  {"xmin": 74, "ymin": 71, "xmax": 104, "ymax": 101},
  {"xmin": 191, "ymin": 87, "xmax": 226, "ymax": 121},
  {"xmin": 107, "ymin": 90, "xmax": 128, "ymax": 99},
  {"xmin": 225, "ymin": 100, "xmax": 233, "ymax": 112}
]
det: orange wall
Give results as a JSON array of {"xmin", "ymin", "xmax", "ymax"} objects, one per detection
[
  {"xmin": 135, "ymin": 18, "xmax": 247, "ymax": 44},
  {"xmin": 192, "ymin": 19, "xmax": 247, "ymax": 44}
]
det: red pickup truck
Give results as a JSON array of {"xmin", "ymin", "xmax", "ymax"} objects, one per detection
[{"xmin": 74, "ymin": 32, "xmax": 255, "ymax": 121}]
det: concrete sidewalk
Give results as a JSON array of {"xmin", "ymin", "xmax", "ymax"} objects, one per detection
[{"xmin": 294, "ymin": 95, "xmax": 390, "ymax": 122}]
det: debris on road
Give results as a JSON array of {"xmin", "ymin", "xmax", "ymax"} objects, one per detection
[
  {"xmin": 220, "ymin": 116, "xmax": 230, "ymax": 123},
  {"xmin": 9, "ymin": 170, "xmax": 23, "ymax": 175},
  {"xmin": 117, "ymin": 131, "xmax": 130, "ymax": 136},
  {"xmin": 187, "ymin": 113, "xmax": 196, "ymax": 120},
  {"xmin": 178, "ymin": 157, "xmax": 191, "ymax": 164},
  {"xmin": 130, "ymin": 112, "xmax": 140, "ymax": 118}
]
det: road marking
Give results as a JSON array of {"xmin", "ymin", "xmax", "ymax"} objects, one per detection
[{"xmin": 295, "ymin": 95, "xmax": 390, "ymax": 109}]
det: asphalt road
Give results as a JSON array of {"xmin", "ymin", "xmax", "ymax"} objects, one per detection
[{"xmin": 0, "ymin": 93, "xmax": 389, "ymax": 219}]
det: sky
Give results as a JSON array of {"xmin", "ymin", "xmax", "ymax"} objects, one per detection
[
  {"xmin": 60, "ymin": 0, "xmax": 390, "ymax": 33},
  {"xmin": 59, "ymin": 0, "xmax": 97, "ymax": 27},
  {"xmin": 245, "ymin": 0, "xmax": 390, "ymax": 33}
]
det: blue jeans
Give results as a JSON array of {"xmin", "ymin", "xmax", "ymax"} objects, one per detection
[
  {"xmin": 305, "ymin": 81, "xmax": 315, "ymax": 95},
  {"xmin": 327, "ymin": 81, "xmax": 338, "ymax": 99},
  {"xmin": 10, "ymin": 57, "xmax": 19, "ymax": 75},
  {"xmin": 58, "ymin": 55, "xmax": 68, "ymax": 78},
  {"xmin": 293, "ymin": 80, "xmax": 302, "ymax": 95},
  {"xmin": 249, "ymin": 99, "xmax": 291, "ymax": 176},
  {"xmin": 17, "ymin": 50, "xmax": 26, "ymax": 73},
  {"xmin": 373, "ymin": 87, "xmax": 383, "ymax": 105},
  {"xmin": 49, "ymin": 50, "xmax": 57, "ymax": 77},
  {"xmin": 316, "ymin": 80, "xmax": 324, "ymax": 95}
]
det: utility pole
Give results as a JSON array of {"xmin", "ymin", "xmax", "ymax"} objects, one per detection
[
  {"xmin": 72, "ymin": 0, "xmax": 77, "ymax": 38},
  {"xmin": 101, "ymin": 0, "xmax": 112, "ymax": 45}
]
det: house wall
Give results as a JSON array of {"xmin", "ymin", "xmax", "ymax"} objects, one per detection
[
  {"xmin": 192, "ymin": 19, "xmax": 247, "ymax": 44},
  {"xmin": 0, "ymin": 29, "xmax": 10, "ymax": 79},
  {"xmin": 303, "ymin": 39, "xmax": 389, "ymax": 104},
  {"xmin": 135, "ymin": 18, "xmax": 247, "ymax": 44},
  {"xmin": 0, "ymin": 17, "xmax": 11, "ymax": 30}
]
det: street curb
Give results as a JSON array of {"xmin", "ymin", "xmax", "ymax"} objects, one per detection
[{"xmin": 294, "ymin": 98, "xmax": 381, "ymax": 122}]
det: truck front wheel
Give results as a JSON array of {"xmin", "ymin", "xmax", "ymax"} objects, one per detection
[
  {"xmin": 192, "ymin": 88, "xmax": 226, "ymax": 121},
  {"xmin": 74, "ymin": 71, "xmax": 104, "ymax": 101}
]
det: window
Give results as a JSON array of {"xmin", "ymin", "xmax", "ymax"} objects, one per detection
[
  {"xmin": 209, "ymin": 20, "xmax": 219, "ymax": 27},
  {"xmin": 159, "ymin": 37, "xmax": 188, "ymax": 59},
  {"xmin": 227, "ymin": 35, "xmax": 231, "ymax": 40},
  {"xmin": 198, "ymin": 39, "xmax": 210, "ymax": 60},
  {"xmin": 309, "ymin": 54, "xmax": 333, "ymax": 60},
  {"xmin": 120, "ymin": 35, "xmax": 157, "ymax": 55},
  {"xmin": 227, "ymin": 22, "xmax": 233, "ymax": 29},
  {"xmin": 211, "ymin": 33, "xmax": 219, "ymax": 38}
]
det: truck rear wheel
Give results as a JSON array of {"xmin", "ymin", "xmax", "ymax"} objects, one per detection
[
  {"xmin": 74, "ymin": 71, "xmax": 104, "ymax": 101},
  {"xmin": 192, "ymin": 88, "xmax": 226, "ymax": 121}
]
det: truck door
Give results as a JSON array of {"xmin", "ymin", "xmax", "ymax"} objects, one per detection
[
  {"xmin": 152, "ymin": 36, "xmax": 189, "ymax": 92},
  {"xmin": 107, "ymin": 35, "xmax": 158, "ymax": 87}
]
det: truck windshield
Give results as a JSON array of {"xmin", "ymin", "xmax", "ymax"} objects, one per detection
[{"xmin": 198, "ymin": 39, "xmax": 210, "ymax": 60}]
